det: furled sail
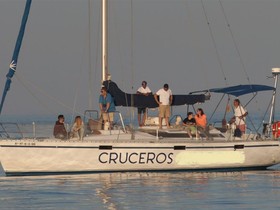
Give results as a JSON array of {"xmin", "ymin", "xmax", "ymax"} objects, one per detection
[
  {"xmin": 0, "ymin": 0, "xmax": 32, "ymax": 114},
  {"xmin": 103, "ymin": 80, "xmax": 206, "ymax": 108}
]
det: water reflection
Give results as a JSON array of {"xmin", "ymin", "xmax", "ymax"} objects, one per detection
[{"xmin": 0, "ymin": 167, "xmax": 280, "ymax": 209}]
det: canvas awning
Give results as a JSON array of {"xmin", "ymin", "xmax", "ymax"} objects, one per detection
[{"xmin": 191, "ymin": 84, "xmax": 275, "ymax": 97}]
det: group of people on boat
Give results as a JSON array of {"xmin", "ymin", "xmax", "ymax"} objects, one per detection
[
  {"xmin": 135, "ymin": 81, "xmax": 203, "ymax": 139},
  {"xmin": 53, "ymin": 86, "xmax": 117, "ymax": 140},
  {"xmin": 137, "ymin": 81, "xmax": 173, "ymax": 129},
  {"xmin": 182, "ymin": 109, "xmax": 207, "ymax": 139},
  {"xmin": 137, "ymin": 79, "xmax": 248, "ymax": 139},
  {"xmin": 182, "ymin": 98, "xmax": 248, "ymax": 139},
  {"xmin": 98, "ymin": 80, "xmax": 174, "ymax": 130},
  {"xmin": 53, "ymin": 115, "xmax": 84, "ymax": 140},
  {"xmin": 53, "ymin": 81, "xmax": 248, "ymax": 140}
]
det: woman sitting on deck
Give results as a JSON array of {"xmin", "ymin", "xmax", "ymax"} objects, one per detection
[
  {"xmin": 71, "ymin": 116, "xmax": 84, "ymax": 140},
  {"xmin": 195, "ymin": 108, "xmax": 211, "ymax": 139}
]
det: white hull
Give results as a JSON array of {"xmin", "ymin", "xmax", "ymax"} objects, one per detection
[{"xmin": 1, "ymin": 131, "xmax": 280, "ymax": 175}]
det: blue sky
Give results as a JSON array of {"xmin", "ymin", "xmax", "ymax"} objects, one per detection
[{"xmin": 0, "ymin": 0, "xmax": 280, "ymax": 123}]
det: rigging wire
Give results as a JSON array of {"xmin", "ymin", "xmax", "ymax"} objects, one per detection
[
  {"xmin": 12, "ymin": 19, "xmax": 89, "ymax": 120},
  {"xmin": 87, "ymin": 0, "xmax": 101, "ymax": 111},
  {"xmin": 66, "ymin": 1, "xmax": 97, "ymax": 123},
  {"xmin": 88, "ymin": 0, "xmax": 93, "ymax": 110},
  {"xmin": 255, "ymin": 96, "xmax": 273, "ymax": 132},
  {"xmin": 219, "ymin": 0, "xmax": 265, "ymax": 123},
  {"xmin": 70, "ymin": 35, "xmax": 88, "ymax": 122},
  {"xmin": 109, "ymin": 0, "xmax": 136, "ymax": 128},
  {"xmin": 15, "ymin": 73, "xmax": 83, "ymax": 117},
  {"xmin": 93, "ymin": 0, "xmax": 101, "ymax": 105},
  {"xmin": 130, "ymin": 0, "xmax": 135, "ymax": 128},
  {"xmin": 13, "ymin": 11, "xmax": 90, "ymax": 119},
  {"xmin": 110, "ymin": 2, "xmax": 125, "ymax": 88},
  {"xmin": 130, "ymin": 0, "xmax": 135, "ymax": 94},
  {"xmin": 182, "ymin": 0, "xmax": 211, "ymax": 89},
  {"xmin": 200, "ymin": 0, "xmax": 228, "ymax": 86},
  {"xmin": 219, "ymin": 0, "xmax": 251, "ymax": 84},
  {"xmin": 201, "ymin": 1, "xmax": 265, "ymax": 127},
  {"xmin": 200, "ymin": 0, "xmax": 232, "ymax": 123}
]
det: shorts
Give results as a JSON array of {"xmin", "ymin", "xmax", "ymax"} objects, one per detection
[
  {"xmin": 159, "ymin": 105, "xmax": 170, "ymax": 118},
  {"xmin": 185, "ymin": 125, "xmax": 197, "ymax": 133},
  {"xmin": 138, "ymin": 107, "xmax": 147, "ymax": 114},
  {"xmin": 236, "ymin": 124, "xmax": 246, "ymax": 133},
  {"xmin": 102, "ymin": 112, "xmax": 114, "ymax": 122}
]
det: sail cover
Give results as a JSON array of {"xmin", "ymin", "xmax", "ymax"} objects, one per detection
[
  {"xmin": 0, "ymin": 0, "xmax": 32, "ymax": 114},
  {"xmin": 103, "ymin": 80, "xmax": 206, "ymax": 108},
  {"xmin": 208, "ymin": 84, "xmax": 275, "ymax": 97}
]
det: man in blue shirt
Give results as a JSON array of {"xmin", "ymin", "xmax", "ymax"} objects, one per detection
[{"xmin": 99, "ymin": 87, "xmax": 116, "ymax": 128}]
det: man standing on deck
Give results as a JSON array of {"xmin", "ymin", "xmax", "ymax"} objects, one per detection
[
  {"xmin": 99, "ymin": 87, "xmax": 116, "ymax": 129},
  {"xmin": 136, "ymin": 81, "xmax": 152, "ymax": 127},
  {"xmin": 154, "ymin": 84, "xmax": 173, "ymax": 129},
  {"xmin": 231, "ymin": 99, "xmax": 248, "ymax": 137}
]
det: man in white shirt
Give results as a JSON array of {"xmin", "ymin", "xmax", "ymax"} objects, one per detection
[
  {"xmin": 136, "ymin": 81, "xmax": 152, "ymax": 126},
  {"xmin": 232, "ymin": 99, "xmax": 248, "ymax": 137},
  {"xmin": 154, "ymin": 83, "xmax": 173, "ymax": 129}
]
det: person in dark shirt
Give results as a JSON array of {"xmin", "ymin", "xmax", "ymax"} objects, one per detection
[
  {"xmin": 53, "ymin": 114, "xmax": 68, "ymax": 139},
  {"xmin": 183, "ymin": 112, "xmax": 198, "ymax": 139}
]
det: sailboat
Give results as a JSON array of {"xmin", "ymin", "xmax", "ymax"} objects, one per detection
[{"xmin": 0, "ymin": 0, "xmax": 280, "ymax": 176}]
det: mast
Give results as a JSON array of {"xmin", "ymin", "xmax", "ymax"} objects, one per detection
[
  {"xmin": 268, "ymin": 68, "xmax": 280, "ymax": 135},
  {"xmin": 0, "ymin": 0, "xmax": 32, "ymax": 115},
  {"xmin": 102, "ymin": 0, "xmax": 109, "ymax": 82},
  {"xmin": 88, "ymin": 0, "xmax": 93, "ymax": 109}
]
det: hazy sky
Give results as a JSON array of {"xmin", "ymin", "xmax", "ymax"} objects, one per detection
[{"xmin": 1, "ymin": 0, "xmax": 280, "ymax": 122}]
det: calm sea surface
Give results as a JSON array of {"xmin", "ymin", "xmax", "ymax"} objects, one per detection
[{"xmin": 0, "ymin": 165, "xmax": 280, "ymax": 210}]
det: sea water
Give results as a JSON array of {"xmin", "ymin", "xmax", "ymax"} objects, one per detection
[{"xmin": 0, "ymin": 166, "xmax": 280, "ymax": 210}]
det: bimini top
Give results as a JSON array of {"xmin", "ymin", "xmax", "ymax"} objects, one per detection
[
  {"xmin": 192, "ymin": 84, "xmax": 275, "ymax": 97},
  {"xmin": 103, "ymin": 80, "xmax": 206, "ymax": 108}
]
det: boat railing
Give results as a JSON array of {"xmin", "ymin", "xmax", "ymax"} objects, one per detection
[
  {"xmin": 114, "ymin": 111, "xmax": 126, "ymax": 133},
  {"xmin": 84, "ymin": 109, "xmax": 126, "ymax": 134},
  {"xmin": 0, "ymin": 123, "xmax": 24, "ymax": 139},
  {"xmin": 212, "ymin": 120, "xmax": 229, "ymax": 133},
  {"xmin": 212, "ymin": 120, "xmax": 268, "ymax": 141},
  {"xmin": 0, "ymin": 122, "xmax": 55, "ymax": 139},
  {"xmin": 106, "ymin": 111, "xmax": 126, "ymax": 134}
]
